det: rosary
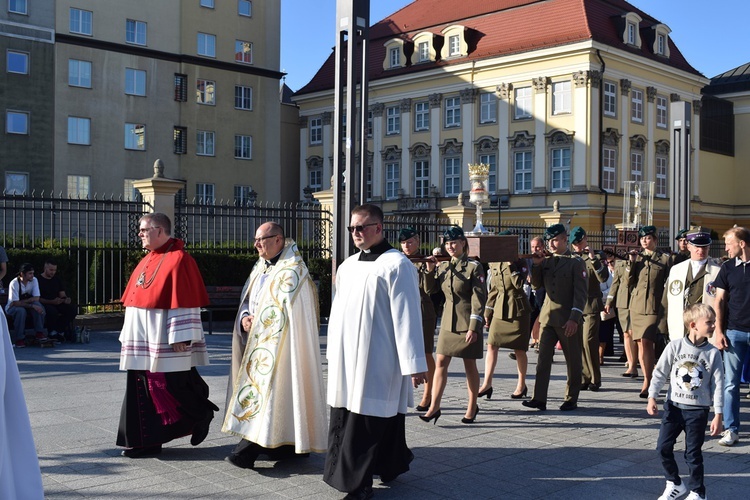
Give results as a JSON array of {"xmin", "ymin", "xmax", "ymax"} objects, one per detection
[{"xmin": 136, "ymin": 242, "xmax": 174, "ymax": 288}]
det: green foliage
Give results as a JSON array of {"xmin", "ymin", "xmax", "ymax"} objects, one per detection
[
  {"xmin": 188, "ymin": 252, "xmax": 257, "ymax": 286},
  {"xmin": 306, "ymin": 257, "xmax": 332, "ymax": 317}
]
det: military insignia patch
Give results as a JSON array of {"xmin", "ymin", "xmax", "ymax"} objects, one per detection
[
  {"xmin": 582, "ymin": 270, "xmax": 587, "ymax": 279},
  {"xmin": 705, "ymin": 281, "xmax": 716, "ymax": 297},
  {"xmin": 669, "ymin": 280, "xmax": 683, "ymax": 296}
]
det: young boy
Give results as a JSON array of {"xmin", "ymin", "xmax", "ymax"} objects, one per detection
[{"xmin": 647, "ymin": 303, "xmax": 723, "ymax": 500}]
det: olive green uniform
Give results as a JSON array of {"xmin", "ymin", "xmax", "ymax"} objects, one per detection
[
  {"xmin": 485, "ymin": 261, "xmax": 531, "ymax": 351},
  {"xmin": 628, "ymin": 250, "xmax": 671, "ymax": 341},
  {"xmin": 605, "ymin": 259, "xmax": 631, "ymax": 332},
  {"xmin": 576, "ymin": 252, "xmax": 609, "ymax": 388},
  {"xmin": 413, "ymin": 260, "xmax": 437, "ymax": 352}
]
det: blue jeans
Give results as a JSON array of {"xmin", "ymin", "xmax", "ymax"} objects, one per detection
[
  {"xmin": 6, "ymin": 305, "xmax": 45, "ymax": 340},
  {"xmin": 723, "ymin": 329, "xmax": 750, "ymax": 433},
  {"xmin": 656, "ymin": 401, "xmax": 709, "ymax": 496}
]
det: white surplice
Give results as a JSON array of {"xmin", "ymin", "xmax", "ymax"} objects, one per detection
[{"xmin": 326, "ymin": 249, "xmax": 427, "ymax": 418}]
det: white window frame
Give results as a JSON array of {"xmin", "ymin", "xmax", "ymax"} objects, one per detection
[
  {"xmin": 630, "ymin": 151, "xmax": 643, "ymax": 182},
  {"xmin": 125, "ymin": 19, "xmax": 147, "ymax": 45},
  {"xmin": 389, "ymin": 47, "xmax": 400, "ymax": 68},
  {"xmin": 197, "ymin": 32, "xmax": 216, "ymax": 57},
  {"xmin": 513, "ymin": 150, "xmax": 532, "ymax": 194},
  {"xmin": 238, "ymin": 0, "xmax": 252, "ymax": 17},
  {"xmin": 631, "ymin": 88, "xmax": 643, "ymax": 123},
  {"xmin": 234, "ymin": 185, "xmax": 252, "ymax": 206},
  {"xmin": 444, "ymin": 157, "xmax": 461, "ymax": 197},
  {"xmin": 67, "ymin": 175, "xmax": 90, "ymax": 198},
  {"xmin": 444, "ymin": 96, "xmax": 461, "ymax": 128},
  {"xmin": 602, "ymin": 147, "xmax": 616, "ymax": 193},
  {"xmin": 550, "ymin": 147, "xmax": 571, "ymax": 192},
  {"xmin": 196, "ymin": 79, "xmax": 215, "ymax": 105},
  {"xmin": 308, "ymin": 159, "xmax": 322, "ymax": 192},
  {"xmin": 414, "ymin": 101, "xmax": 429, "ymax": 131},
  {"xmin": 234, "ymin": 134, "xmax": 252, "ymax": 159},
  {"xmin": 479, "ymin": 153, "xmax": 497, "ymax": 193},
  {"xmin": 234, "ymin": 85, "xmax": 252, "ymax": 110},
  {"xmin": 657, "ymin": 34, "xmax": 665, "ymax": 55},
  {"xmin": 125, "ymin": 68, "xmax": 146, "ymax": 96},
  {"xmin": 67, "ymin": 116, "xmax": 90, "ymax": 145},
  {"xmin": 196, "ymin": 183, "xmax": 215, "ymax": 205},
  {"xmin": 448, "ymin": 35, "xmax": 460, "ymax": 56},
  {"xmin": 8, "ymin": 0, "xmax": 27, "ymax": 15},
  {"xmin": 656, "ymin": 155, "xmax": 667, "ymax": 198},
  {"xmin": 309, "ymin": 117, "xmax": 322, "ymax": 144},
  {"xmin": 604, "ymin": 81, "xmax": 617, "ymax": 117},
  {"xmin": 69, "ymin": 59, "xmax": 91, "ymax": 88},
  {"xmin": 5, "ymin": 172, "xmax": 28, "ymax": 195},
  {"xmin": 418, "ymin": 42, "xmax": 429, "ymax": 62},
  {"xmin": 385, "ymin": 162, "xmax": 400, "ymax": 200},
  {"xmin": 235, "ymin": 40, "xmax": 252, "ymax": 64},
  {"xmin": 414, "ymin": 160, "xmax": 429, "ymax": 198},
  {"xmin": 627, "ymin": 22, "xmax": 636, "ymax": 45},
  {"xmin": 196, "ymin": 130, "xmax": 215, "ymax": 156},
  {"xmin": 552, "ymin": 81, "xmax": 571, "ymax": 115},
  {"xmin": 124, "ymin": 123, "xmax": 146, "ymax": 150},
  {"xmin": 656, "ymin": 96, "xmax": 668, "ymax": 129},
  {"xmin": 70, "ymin": 8, "xmax": 92, "ymax": 36},
  {"xmin": 6, "ymin": 50, "xmax": 28, "ymax": 74},
  {"xmin": 6, "ymin": 110, "xmax": 28, "ymax": 134},
  {"xmin": 479, "ymin": 93, "xmax": 497, "ymax": 124},
  {"xmin": 200, "ymin": 0, "xmax": 215, "ymax": 8},
  {"xmin": 124, "ymin": 179, "xmax": 140, "ymax": 202},
  {"xmin": 514, "ymin": 86, "xmax": 532, "ymax": 119},
  {"xmin": 386, "ymin": 106, "xmax": 400, "ymax": 135}
]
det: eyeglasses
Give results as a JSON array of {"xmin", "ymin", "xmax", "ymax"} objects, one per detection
[
  {"xmin": 346, "ymin": 223, "xmax": 378, "ymax": 234},
  {"xmin": 254, "ymin": 234, "xmax": 280, "ymax": 244},
  {"xmin": 138, "ymin": 226, "xmax": 160, "ymax": 234}
]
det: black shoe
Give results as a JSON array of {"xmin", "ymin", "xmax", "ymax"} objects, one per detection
[
  {"xmin": 477, "ymin": 386, "xmax": 493, "ymax": 400},
  {"xmin": 418, "ymin": 409, "xmax": 441, "ymax": 425},
  {"xmin": 559, "ymin": 401, "xmax": 578, "ymax": 411},
  {"xmin": 621, "ymin": 372, "xmax": 638, "ymax": 378},
  {"xmin": 510, "ymin": 386, "xmax": 528, "ymax": 399},
  {"xmin": 343, "ymin": 485, "xmax": 374, "ymax": 500},
  {"xmin": 225, "ymin": 453, "xmax": 256, "ymax": 470},
  {"xmin": 508, "ymin": 352, "xmax": 517, "ymax": 360},
  {"xmin": 581, "ymin": 383, "xmax": 590, "ymax": 391},
  {"xmin": 461, "ymin": 405, "xmax": 479, "ymax": 424},
  {"xmin": 415, "ymin": 402, "xmax": 431, "ymax": 412},
  {"xmin": 639, "ymin": 390, "xmax": 649, "ymax": 399},
  {"xmin": 522, "ymin": 399, "xmax": 546, "ymax": 411},
  {"xmin": 191, "ymin": 417, "xmax": 212, "ymax": 446},
  {"xmin": 121, "ymin": 444, "xmax": 162, "ymax": 458},
  {"xmin": 588, "ymin": 384, "xmax": 601, "ymax": 392}
]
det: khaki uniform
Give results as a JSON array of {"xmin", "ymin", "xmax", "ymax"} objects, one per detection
[
  {"xmin": 628, "ymin": 250, "xmax": 671, "ymax": 341},
  {"xmin": 660, "ymin": 258, "xmax": 721, "ymax": 341},
  {"xmin": 530, "ymin": 251, "xmax": 588, "ymax": 404},
  {"xmin": 424, "ymin": 254, "xmax": 486, "ymax": 359},
  {"xmin": 606, "ymin": 260, "xmax": 631, "ymax": 331},
  {"xmin": 576, "ymin": 253, "xmax": 609, "ymax": 387},
  {"xmin": 485, "ymin": 261, "xmax": 531, "ymax": 350},
  {"xmin": 413, "ymin": 260, "xmax": 438, "ymax": 352}
]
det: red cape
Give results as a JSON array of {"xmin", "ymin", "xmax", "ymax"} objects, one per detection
[{"xmin": 121, "ymin": 238, "xmax": 209, "ymax": 309}]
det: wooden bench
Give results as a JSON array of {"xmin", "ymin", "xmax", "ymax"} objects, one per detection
[{"xmin": 202, "ymin": 285, "xmax": 244, "ymax": 335}]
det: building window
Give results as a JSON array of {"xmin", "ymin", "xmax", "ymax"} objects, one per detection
[
  {"xmin": 67, "ymin": 175, "xmax": 90, "ymax": 198},
  {"xmin": 444, "ymin": 157, "xmax": 461, "ymax": 197},
  {"xmin": 386, "ymin": 106, "xmax": 400, "ymax": 135},
  {"xmin": 631, "ymin": 88, "xmax": 643, "ymax": 123},
  {"xmin": 385, "ymin": 162, "xmax": 399, "ymax": 199},
  {"xmin": 389, "ymin": 47, "xmax": 400, "ymax": 68},
  {"xmin": 70, "ymin": 8, "xmax": 92, "ymax": 35},
  {"xmin": 125, "ymin": 19, "xmax": 146, "ymax": 45},
  {"xmin": 656, "ymin": 156, "xmax": 667, "ymax": 197},
  {"xmin": 552, "ymin": 81, "xmax": 571, "ymax": 115},
  {"xmin": 514, "ymin": 86, "xmax": 532, "ymax": 119},
  {"xmin": 125, "ymin": 68, "xmax": 146, "ymax": 96},
  {"xmin": 309, "ymin": 117, "xmax": 322, "ymax": 144},
  {"xmin": 604, "ymin": 81, "xmax": 617, "ymax": 117},
  {"xmin": 235, "ymin": 40, "xmax": 252, "ymax": 64},
  {"xmin": 67, "ymin": 117, "xmax": 90, "ymax": 145},
  {"xmin": 479, "ymin": 93, "xmax": 497, "ymax": 124},
  {"xmin": 173, "ymin": 126, "xmax": 187, "ymax": 154},
  {"xmin": 197, "ymin": 33, "xmax": 216, "ymax": 57},
  {"xmin": 414, "ymin": 102, "xmax": 429, "ymax": 131},
  {"xmin": 123, "ymin": 179, "xmax": 142, "ymax": 202},
  {"xmin": 174, "ymin": 74, "xmax": 187, "ymax": 101},
  {"xmin": 656, "ymin": 34, "xmax": 665, "ymax": 55},
  {"xmin": 602, "ymin": 147, "xmax": 616, "ymax": 193},
  {"xmin": 550, "ymin": 147, "xmax": 571, "ymax": 191},
  {"xmin": 234, "ymin": 135, "xmax": 252, "ymax": 159},
  {"xmin": 200, "ymin": 0, "xmax": 215, "ymax": 8},
  {"xmin": 7, "ymin": 50, "xmax": 28, "ymax": 74},
  {"xmin": 448, "ymin": 35, "xmax": 460, "ymax": 56},
  {"xmin": 125, "ymin": 123, "xmax": 146, "ymax": 150},
  {"xmin": 308, "ymin": 158, "xmax": 322, "ymax": 192},
  {"xmin": 479, "ymin": 153, "xmax": 497, "ymax": 193},
  {"xmin": 630, "ymin": 151, "xmax": 643, "ymax": 181},
  {"xmin": 367, "ymin": 110, "xmax": 373, "ymax": 138},
  {"xmin": 5, "ymin": 172, "xmax": 28, "ymax": 195},
  {"xmin": 365, "ymin": 165, "xmax": 373, "ymax": 201},
  {"xmin": 656, "ymin": 96, "xmax": 668, "ymax": 128},
  {"xmin": 513, "ymin": 151, "xmax": 532, "ymax": 193},
  {"xmin": 417, "ymin": 41, "xmax": 429, "ymax": 62},
  {"xmin": 8, "ymin": 0, "xmax": 27, "ymax": 14},
  {"xmin": 234, "ymin": 85, "xmax": 252, "ymax": 110},
  {"xmin": 196, "ymin": 79, "xmax": 215, "ymax": 105},
  {"xmin": 69, "ymin": 59, "xmax": 92, "ymax": 88},
  {"xmin": 444, "ymin": 96, "xmax": 460, "ymax": 128},
  {"xmin": 6, "ymin": 111, "xmax": 28, "ymax": 134},
  {"xmin": 238, "ymin": 0, "xmax": 252, "ymax": 16},
  {"xmin": 196, "ymin": 130, "xmax": 215, "ymax": 156},
  {"xmin": 234, "ymin": 185, "xmax": 253, "ymax": 206},
  {"xmin": 414, "ymin": 160, "xmax": 429, "ymax": 198},
  {"xmin": 196, "ymin": 183, "xmax": 214, "ymax": 205},
  {"xmin": 627, "ymin": 22, "xmax": 636, "ymax": 45}
]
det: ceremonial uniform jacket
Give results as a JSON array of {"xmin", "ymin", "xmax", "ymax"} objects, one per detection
[
  {"xmin": 661, "ymin": 258, "xmax": 721, "ymax": 341},
  {"xmin": 606, "ymin": 260, "xmax": 631, "ymax": 310},
  {"xmin": 423, "ymin": 254, "xmax": 486, "ymax": 332},
  {"xmin": 575, "ymin": 252, "xmax": 610, "ymax": 314},
  {"xmin": 413, "ymin": 260, "xmax": 438, "ymax": 325},
  {"xmin": 628, "ymin": 250, "xmax": 671, "ymax": 318},
  {"xmin": 485, "ymin": 261, "xmax": 530, "ymax": 322},
  {"xmin": 530, "ymin": 251, "xmax": 587, "ymax": 327}
]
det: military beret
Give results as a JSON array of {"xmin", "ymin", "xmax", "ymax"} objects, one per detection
[
  {"xmin": 544, "ymin": 223, "xmax": 566, "ymax": 241},
  {"xmin": 498, "ymin": 229, "xmax": 513, "ymax": 236},
  {"xmin": 568, "ymin": 226, "xmax": 586, "ymax": 245},
  {"xmin": 443, "ymin": 225, "xmax": 465, "ymax": 242},
  {"xmin": 398, "ymin": 226, "xmax": 418, "ymax": 242},
  {"xmin": 638, "ymin": 225, "xmax": 657, "ymax": 238},
  {"xmin": 686, "ymin": 229, "xmax": 712, "ymax": 247},
  {"xmin": 674, "ymin": 229, "xmax": 688, "ymax": 241}
]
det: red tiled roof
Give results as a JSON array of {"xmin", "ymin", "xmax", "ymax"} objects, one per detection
[{"xmin": 296, "ymin": 0, "xmax": 701, "ymax": 96}]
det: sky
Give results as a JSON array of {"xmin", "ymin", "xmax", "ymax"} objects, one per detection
[{"xmin": 281, "ymin": 0, "xmax": 750, "ymax": 92}]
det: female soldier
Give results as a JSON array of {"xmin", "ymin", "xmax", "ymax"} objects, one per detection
[{"xmin": 420, "ymin": 226, "xmax": 486, "ymax": 424}]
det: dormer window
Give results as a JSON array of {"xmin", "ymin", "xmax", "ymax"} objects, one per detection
[
  {"xmin": 383, "ymin": 38, "xmax": 406, "ymax": 70},
  {"xmin": 621, "ymin": 12, "xmax": 642, "ymax": 48},
  {"xmin": 652, "ymin": 23, "xmax": 671, "ymax": 57},
  {"xmin": 448, "ymin": 35, "xmax": 460, "ymax": 56},
  {"xmin": 390, "ymin": 48, "xmax": 400, "ymax": 68},
  {"xmin": 440, "ymin": 25, "xmax": 467, "ymax": 59},
  {"xmin": 418, "ymin": 42, "xmax": 429, "ymax": 62},
  {"xmin": 411, "ymin": 32, "xmax": 436, "ymax": 65}
]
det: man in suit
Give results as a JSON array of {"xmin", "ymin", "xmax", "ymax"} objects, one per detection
[
  {"xmin": 661, "ymin": 229, "xmax": 720, "ymax": 341},
  {"xmin": 522, "ymin": 224, "xmax": 588, "ymax": 411}
]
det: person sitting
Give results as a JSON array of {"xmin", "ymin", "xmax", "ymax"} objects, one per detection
[
  {"xmin": 37, "ymin": 259, "xmax": 77, "ymax": 342},
  {"xmin": 5, "ymin": 263, "xmax": 47, "ymax": 348}
]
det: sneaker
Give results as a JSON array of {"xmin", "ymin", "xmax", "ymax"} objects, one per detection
[
  {"xmin": 658, "ymin": 480, "xmax": 687, "ymax": 500},
  {"xmin": 15, "ymin": 339, "xmax": 26, "ymax": 348},
  {"xmin": 685, "ymin": 492, "xmax": 706, "ymax": 500},
  {"xmin": 718, "ymin": 429, "xmax": 739, "ymax": 447},
  {"xmin": 35, "ymin": 332, "xmax": 49, "ymax": 342}
]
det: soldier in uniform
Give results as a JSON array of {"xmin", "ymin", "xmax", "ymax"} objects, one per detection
[
  {"xmin": 522, "ymin": 223, "xmax": 588, "ymax": 412},
  {"xmin": 661, "ymin": 229, "xmax": 720, "ymax": 341},
  {"xmin": 399, "ymin": 227, "xmax": 437, "ymax": 412},
  {"xmin": 628, "ymin": 225, "xmax": 672, "ymax": 398},
  {"xmin": 605, "ymin": 258, "xmax": 638, "ymax": 377},
  {"xmin": 673, "ymin": 229, "xmax": 690, "ymax": 265},
  {"xmin": 569, "ymin": 227, "xmax": 610, "ymax": 391},
  {"xmin": 422, "ymin": 226, "xmax": 486, "ymax": 424}
]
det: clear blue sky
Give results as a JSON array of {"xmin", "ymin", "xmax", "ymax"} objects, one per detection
[{"xmin": 281, "ymin": 0, "xmax": 750, "ymax": 92}]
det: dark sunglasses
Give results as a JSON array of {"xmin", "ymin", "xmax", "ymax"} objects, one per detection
[{"xmin": 347, "ymin": 223, "xmax": 378, "ymax": 234}]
